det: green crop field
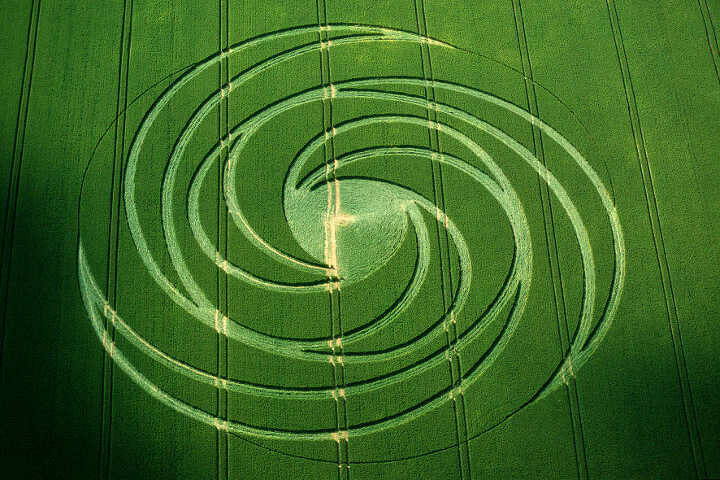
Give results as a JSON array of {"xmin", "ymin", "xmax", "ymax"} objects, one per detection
[{"xmin": 1, "ymin": 1, "xmax": 719, "ymax": 479}]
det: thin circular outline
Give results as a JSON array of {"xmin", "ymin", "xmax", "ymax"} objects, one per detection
[{"xmin": 75, "ymin": 22, "xmax": 625, "ymax": 463}]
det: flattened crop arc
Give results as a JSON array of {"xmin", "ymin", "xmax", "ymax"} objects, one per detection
[{"xmin": 77, "ymin": 24, "xmax": 625, "ymax": 449}]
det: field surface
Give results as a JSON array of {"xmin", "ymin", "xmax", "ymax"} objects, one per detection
[{"xmin": 1, "ymin": 1, "xmax": 719, "ymax": 479}]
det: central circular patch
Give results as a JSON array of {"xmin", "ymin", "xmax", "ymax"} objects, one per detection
[{"xmin": 286, "ymin": 178, "xmax": 409, "ymax": 285}]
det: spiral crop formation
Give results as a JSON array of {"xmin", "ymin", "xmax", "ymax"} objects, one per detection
[{"xmin": 78, "ymin": 24, "xmax": 625, "ymax": 460}]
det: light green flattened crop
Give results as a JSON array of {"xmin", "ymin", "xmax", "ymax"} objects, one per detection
[{"xmin": 78, "ymin": 24, "xmax": 623, "ymax": 444}]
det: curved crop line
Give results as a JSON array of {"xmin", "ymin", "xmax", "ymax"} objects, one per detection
[
  {"xmin": 186, "ymin": 131, "xmax": 329, "ymax": 293},
  {"xmin": 127, "ymin": 75, "xmax": 530, "ymax": 365},
  {"xmin": 77, "ymin": 109, "xmax": 533, "ymax": 440},
  {"xmin": 122, "ymin": 27, "xmax": 429, "ymax": 321},
  {"xmin": 79, "ymin": 261, "xmax": 334, "ymax": 442},
  {"xmin": 77, "ymin": 107, "xmax": 531, "ymax": 434},
  {"xmin": 116, "ymin": 106, "xmax": 530, "ymax": 363},
  {"xmin": 188, "ymin": 145, "xmax": 425, "ymax": 344},
  {"xmin": 77, "ymin": 24, "xmax": 624, "ymax": 445},
  {"xmin": 282, "ymin": 113, "xmax": 525, "ymax": 363},
  {"xmin": 329, "ymin": 80, "xmax": 624, "ymax": 386},
  {"xmin": 119, "ymin": 28, "xmax": 451, "ymax": 361},
  {"xmin": 80, "ymin": 97, "xmax": 594, "ymax": 439},
  {"xmin": 191, "ymin": 141, "xmax": 429, "ymax": 345},
  {"xmin": 79, "ymin": 240, "xmax": 519, "ymax": 403},
  {"xmin": 79, "ymin": 240, "xmax": 524, "ymax": 438}
]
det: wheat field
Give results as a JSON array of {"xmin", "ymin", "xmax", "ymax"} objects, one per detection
[{"xmin": 1, "ymin": 1, "xmax": 719, "ymax": 479}]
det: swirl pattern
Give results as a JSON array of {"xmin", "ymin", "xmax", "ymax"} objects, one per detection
[{"xmin": 78, "ymin": 24, "xmax": 625, "ymax": 460}]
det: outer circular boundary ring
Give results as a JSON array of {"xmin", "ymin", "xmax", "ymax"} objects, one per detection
[{"xmin": 77, "ymin": 23, "xmax": 625, "ymax": 462}]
